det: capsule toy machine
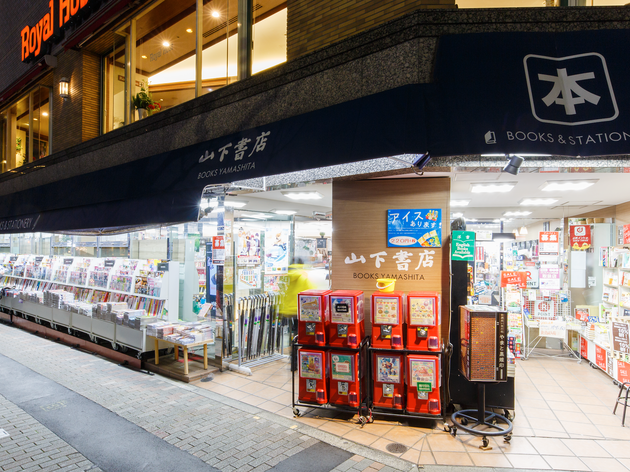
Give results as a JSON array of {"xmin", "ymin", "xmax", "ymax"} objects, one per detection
[
  {"xmin": 371, "ymin": 291, "xmax": 405, "ymax": 349},
  {"xmin": 406, "ymin": 354, "xmax": 441, "ymax": 415},
  {"xmin": 298, "ymin": 349, "xmax": 327, "ymax": 404},
  {"xmin": 407, "ymin": 292, "xmax": 441, "ymax": 351},
  {"xmin": 329, "ymin": 351, "xmax": 362, "ymax": 407},
  {"xmin": 372, "ymin": 352, "xmax": 404, "ymax": 409},
  {"xmin": 328, "ymin": 290, "xmax": 365, "ymax": 348},
  {"xmin": 298, "ymin": 290, "xmax": 332, "ymax": 346}
]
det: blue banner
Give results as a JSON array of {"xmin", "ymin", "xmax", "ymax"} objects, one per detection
[
  {"xmin": 387, "ymin": 209, "xmax": 442, "ymax": 248},
  {"xmin": 431, "ymin": 30, "xmax": 630, "ymax": 157}
]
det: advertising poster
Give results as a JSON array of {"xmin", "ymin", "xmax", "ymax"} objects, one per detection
[
  {"xmin": 376, "ymin": 356, "xmax": 401, "ymax": 383},
  {"xmin": 570, "ymin": 225, "xmax": 592, "ymax": 251},
  {"xmin": 331, "ymin": 354, "xmax": 354, "ymax": 381},
  {"xmin": 212, "ymin": 236, "xmax": 225, "ymax": 263},
  {"xmin": 299, "ymin": 352, "xmax": 323, "ymax": 380},
  {"xmin": 539, "ymin": 268, "xmax": 561, "ymax": 290},
  {"xmin": 263, "ymin": 275, "xmax": 281, "ymax": 293},
  {"xmin": 331, "ymin": 297, "xmax": 354, "ymax": 324},
  {"xmin": 387, "ymin": 209, "xmax": 442, "ymax": 248},
  {"xmin": 500, "ymin": 271, "xmax": 527, "ymax": 288},
  {"xmin": 612, "ymin": 321, "xmax": 630, "ymax": 354},
  {"xmin": 539, "ymin": 231, "xmax": 560, "ymax": 255},
  {"xmin": 238, "ymin": 267, "xmax": 261, "ymax": 290},
  {"xmin": 409, "ymin": 297, "xmax": 436, "ymax": 326},
  {"xmin": 299, "ymin": 295, "xmax": 322, "ymax": 322},
  {"xmin": 237, "ymin": 228, "xmax": 261, "ymax": 265},
  {"xmin": 264, "ymin": 228, "xmax": 289, "ymax": 274},
  {"xmin": 373, "ymin": 297, "xmax": 399, "ymax": 324},
  {"xmin": 409, "ymin": 359, "xmax": 436, "ymax": 391}
]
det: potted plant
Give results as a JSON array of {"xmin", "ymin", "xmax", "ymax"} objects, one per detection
[{"xmin": 132, "ymin": 82, "xmax": 161, "ymax": 119}]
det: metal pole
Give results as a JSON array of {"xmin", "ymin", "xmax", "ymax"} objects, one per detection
[{"xmin": 195, "ymin": 0, "xmax": 203, "ymax": 97}]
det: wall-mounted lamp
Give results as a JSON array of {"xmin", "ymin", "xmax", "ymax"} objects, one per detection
[
  {"xmin": 502, "ymin": 155, "xmax": 524, "ymax": 175},
  {"xmin": 59, "ymin": 77, "xmax": 70, "ymax": 99}
]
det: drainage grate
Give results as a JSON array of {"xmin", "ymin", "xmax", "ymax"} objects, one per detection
[
  {"xmin": 200, "ymin": 374, "xmax": 214, "ymax": 382},
  {"xmin": 385, "ymin": 442, "xmax": 408, "ymax": 454}
]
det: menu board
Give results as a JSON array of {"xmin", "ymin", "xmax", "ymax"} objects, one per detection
[
  {"xmin": 375, "ymin": 356, "xmax": 401, "ymax": 383},
  {"xmin": 331, "ymin": 297, "xmax": 354, "ymax": 324},
  {"xmin": 409, "ymin": 297, "xmax": 436, "ymax": 326},
  {"xmin": 373, "ymin": 297, "xmax": 399, "ymax": 324},
  {"xmin": 299, "ymin": 351, "xmax": 323, "ymax": 380},
  {"xmin": 331, "ymin": 354, "xmax": 354, "ymax": 382},
  {"xmin": 299, "ymin": 296, "xmax": 321, "ymax": 322}
]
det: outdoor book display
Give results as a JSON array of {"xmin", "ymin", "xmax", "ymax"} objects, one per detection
[
  {"xmin": 0, "ymin": 253, "xmax": 180, "ymax": 352},
  {"xmin": 292, "ymin": 289, "xmax": 449, "ymax": 425}
]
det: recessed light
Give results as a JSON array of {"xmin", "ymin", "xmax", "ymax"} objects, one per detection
[
  {"xmin": 450, "ymin": 200, "xmax": 470, "ymax": 207},
  {"xmin": 42, "ymin": 112, "xmax": 48, "ymax": 117},
  {"xmin": 503, "ymin": 211, "xmax": 532, "ymax": 216},
  {"xmin": 452, "ymin": 212, "xmax": 464, "ymax": 218},
  {"xmin": 141, "ymin": 55, "xmax": 147, "ymax": 59},
  {"xmin": 186, "ymin": 28, "xmax": 193, "ymax": 33},
  {"xmin": 470, "ymin": 182, "xmax": 516, "ymax": 193},
  {"xmin": 224, "ymin": 200, "xmax": 247, "ymax": 208},
  {"xmin": 160, "ymin": 99, "xmax": 163, "ymax": 101},
  {"xmin": 281, "ymin": 191, "xmax": 323, "ymax": 201},
  {"xmin": 540, "ymin": 180, "xmax": 598, "ymax": 192},
  {"xmin": 211, "ymin": 10, "xmax": 220, "ymax": 18},
  {"xmin": 272, "ymin": 209, "xmax": 297, "ymax": 215},
  {"xmin": 33, "ymin": 118, "xmax": 38, "ymax": 121},
  {"xmin": 519, "ymin": 198, "xmax": 558, "ymax": 206},
  {"xmin": 162, "ymin": 41, "xmax": 170, "ymax": 47}
]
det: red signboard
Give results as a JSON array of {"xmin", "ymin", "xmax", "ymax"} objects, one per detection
[
  {"xmin": 569, "ymin": 225, "xmax": 591, "ymax": 251},
  {"xmin": 624, "ymin": 225, "xmax": 630, "ymax": 245},
  {"xmin": 580, "ymin": 336, "xmax": 588, "ymax": 359},
  {"xmin": 500, "ymin": 271, "xmax": 527, "ymax": 288},
  {"xmin": 475, "ymin": 246, "xmax": 484, "ymax": 261},
  {"xmin": 575, "ymin": 307, "xmax": 590, "ymax": 322},
  {"xmin": 595, "ymin": 345, "xmax": 607, "ymax": 371},
  {"xmin": 618, "ymin": 360, "xmax": 630, "ymax": 384},
  {"xmin": 539, "ymin": 231, "xmax": 560, "ymax": 255}
]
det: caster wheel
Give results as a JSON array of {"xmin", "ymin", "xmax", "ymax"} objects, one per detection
[
  {"xmin": 504, "ymin": 434, "xmax": 512, "ymax": 443},
  {"xmin": 450, "ymin": 427, "xmax": 457, "ymax": 438},
  {"xmin": 461, "ymin": 418, "xmax": 469, "ymax": 426},
  {"xmin": 368, "ymin": 416, "xmax": 374, "ymax": 424},
  {"xmin": 292, "ymin": 408, "xmax": 300, "ymax": 417},
  {"xmin": 120, "ymin": 345, "xmax": 129, "ymax": 353},
  {"xmin": 358, "ymin": 416, "xmax": 367, "ymax": 427},
  {"xmin": 112, "ymin": 343, "xmax": 119, "ymax": 351},
  {"xmin": 482, "ymin": 437, "xmax": 489, "ymax": 448},
  {"xmin": 443, "ymin": 424, "xmax": 451, "ymax": 433},
  {"xmin": 504, "ymin": 409, "xmax": 513, "ymax": 421}
]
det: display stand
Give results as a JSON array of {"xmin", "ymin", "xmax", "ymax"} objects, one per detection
[
  {"xmin": 522, "ymin": 315, "xmax": 580, "ymax": 362},
  {"xmin": 291, "ymin": 337, "xmax": 372, "ymax": 425},
  {"xmin": 366, "ymin": 344, "xmax": 451, "ymax": 424}
]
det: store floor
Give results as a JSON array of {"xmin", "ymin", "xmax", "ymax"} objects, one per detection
[{"xmin": 193, "ymin": 354, "xmax": 630, "ymax": 471}]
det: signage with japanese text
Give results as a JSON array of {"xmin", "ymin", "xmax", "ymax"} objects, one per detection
[
  {"xmin": 570, "ymin": 225, "xmax": 591, "ymax": 250},
  {"xmin": 212, "ymin": 236, "xmax": 225, "ymax": 264},
  {"xmin": 539, "ymin": 232, "xmax": 560, "ymax": 255},
  {"xmin": 539, "ymin": 319, "xmax": 566, "ymax": 338},
  {"xmin": 539, "ymin": 267, "xmax": 561, "ymax": 290},
  {"xmin": 451, "ymin": 231, "xmax": 475, "ymax": 261},
  {"xmin": 387, "ymin": 209, "xmax": 442, "ymax": 248}
]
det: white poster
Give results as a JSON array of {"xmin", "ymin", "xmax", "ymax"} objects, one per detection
[
  {"xmin": 539, "ymin": 319, "xmax": 566, "ymax": 339},
  {"xmin": 264, "ymin": 228, "xmax": 289, "ymax": 274}
]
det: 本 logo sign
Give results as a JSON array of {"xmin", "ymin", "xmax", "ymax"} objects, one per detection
[{"xmin": 524, "ymin": 53, "xmax": 618, "ymax": 126}]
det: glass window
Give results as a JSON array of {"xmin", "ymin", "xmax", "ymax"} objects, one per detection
[
  {"xmin": 201, "ymin": 0, "xmax": 238, "ymax": 95},
  {"xmin": 103, "ymin": 33, "xmax": 128, "ymax": 133},
  {"xmin": 31, "ymin": 86, "xmax": 50, "ymax": 160},
  {"xmin": 252, "ymin": 2, "xmax": 287, "ymax": 76}
]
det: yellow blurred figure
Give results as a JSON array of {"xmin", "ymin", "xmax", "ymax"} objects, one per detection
[{"xmin": 279, "ymin": 262, "xmax": 316, "ymax": 318}]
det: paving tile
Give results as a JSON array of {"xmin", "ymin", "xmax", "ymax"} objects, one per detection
[
  {"xmin": 581, "ymin": 456, "xmax": 630, "ymax": 472},
  {"xmin": 425, "ymin": 433, "xmax": 467, "ymax": 452},
  {"xmin": 432, "ymin": 451, "xmax": 473, "ymax": 466},
  {"xmin": 543, "ymin": 455, "xmax": 590, "ymax": 471},
  {"xmin": 342, "ymin": 429, "xmax": 380, "ymax": 447},
  {"xmin": 561, "ymin": 438, "xmax": 611, "ymax": 457},
  {"xmin": 469, "ymin": 452, "xmax": 513, "ymax": 467},
  {"xmin": 505, "ymin": 453, "xmax": 551, "ymax": 469},
  {"xmin": 596, "ymin": 440, "xmax": 630, "ymax": 458}
]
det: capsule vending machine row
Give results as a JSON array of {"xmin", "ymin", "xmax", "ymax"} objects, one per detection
[
  {"xmin": 371, "ymin": 291, "xmax": 405, "ymax": 349},
  {"xmin": 406, "ymin": 354, "xmax": 441, "ymax": 415},
  {"xmin": 298, "ymin": 349, "xmax": 327, "ymax": 404},
  {"xmin": 329, "ymin": 351, "xmax": 361, "ymax": 408},
  {"xmin": 328, "ymin": 290, "xmax": 365, "ymax": 348},
  {"xmin": 407, "ymin": 292, "xmax": 441, "ymax": 351},
  {"xmin": 372, "ymin": 352, "xmax": 404, "ymax": 409},
  {"xmin": 298, "ymin": 290, "xmax": 332, "ymax": 346}
]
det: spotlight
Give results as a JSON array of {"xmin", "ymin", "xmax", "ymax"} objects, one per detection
[
  {"xmin": 503, "ymin": 155, "xmax": 523, "ymax": 175},
  {"xmin": 412, "ymin": 153, "xmax": 431, "ymax": 170}
]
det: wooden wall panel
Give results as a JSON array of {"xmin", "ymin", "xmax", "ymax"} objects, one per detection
[{"xmin": 332, "ymin": 178, "xmax": 451, "ymax": 338}]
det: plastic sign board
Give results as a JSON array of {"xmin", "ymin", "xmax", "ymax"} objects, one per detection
[
  {"xmin": 475, "ymin": 230, "xmax": 493, "ymax": 241},
  {"xmin": 539, "ymin": 267, "xmax": 561, "ymax": 290},
  {"xmin": 525, "ymin": 268, "xmax": 539, "ymax": 289},
  {"xmin": 539, "ymin": 232, "xmax": 560, "ymax": 255},
  {"xmin": 612, "ymin": 321, "xmax": 630, "ymax": 354},
  {"xmin": 596, "ymin": 345, "xmax": 607, "ymax": 371},
  {"xmin": 387, "ymin": 209, "xmax": 442, "ymax": 248},
  {"xmin": 570, "ymin": 225, "xmax": 591, "ymax": 250},
  {"xmin": 539, "ymin": 319, "xmax": 565, "ymax": 338},
  {"xmin": 500, "ymin": 271, "xmax": 527, "ymax": 288},
  {"xmin": 212, "ymin": 236, "xmax": 225, "ymax": 263},
  {"xmin": 534, "ymin": 300, "xmax": 556, "ymax": 318},
  {"xmin": 451, "ymin": 231, "xmax": 475, "ymax": 261}
]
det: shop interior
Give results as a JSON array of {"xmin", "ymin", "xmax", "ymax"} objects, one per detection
[{"xmin": 2, "ymin": 166, "xmax": 630, "ymax": 469}]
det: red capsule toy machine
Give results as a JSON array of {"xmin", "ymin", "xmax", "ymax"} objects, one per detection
[
  {"xmin": 406, "ymin": 354, "xmax": 441, "ymax": 415},
  {"xmin": 371, "ymin": 291, "xmax": 405, "ymax": 349},
  {"xmin": 406, "ymin": 292, "xmax": 441, "ymax": 351},
  {"xmin": 372, "ymin": 352, "xmax": 404, "ymax": 409},
  {"xmin": 329, "ymin": 351, "xmax": 361, "ymax": 407},
  {"xmin": 328, "ymin": 290, "xmax": 365, "ymax": 348},
  {"xmin": 298, "ymin": 290, "xmax": 333, "ymax": 346},
  {"xmin": 298, "ymin": 349, "xmax": 327, "ymax": 404}
]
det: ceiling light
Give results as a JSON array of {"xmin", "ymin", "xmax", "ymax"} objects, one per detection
[
  {"xmin": 272, "ymin": 209, "xmax": 297, "ymax": 215},
  {"xmin": 450, "ymin": 200, "xmax": 470, "ymax": 207},
  {"xmin": 452, "ymin": 212, "xmax": 464, "ymax": 218},
  {"xmin": 519, "ymin": 198, "xmax": 558, "ymax": 206},
  {"xmin": 540, "ymin": 180, "xmax": 598, "ymax": 192},
  {"xmin": 243, "ymin": 213, "xmax": 268, "ymax": 219},
  {"xmin": 282, "ymin": 191, "xmax": 323, "ymax": 200},
  {"xmin": 503, "ymin": 211, "xmax": 532, "ymax": 216},
  {"xmin": 211, "ymin": 10, "xmax": 220, "ymax": 18},
  {"xmin": 162, "ymin": 41, "xmax": 170, "ymax": 47},
  {"xmin": 186, "ymin": 28, "xmax": 193, "ymax": 33},
  {"xmin": 513, "ymin": 228, "xmax": 520, "ymax": 237},
  {"xmin": 470, "ymin": 182, "xmax": 516, "ymax": 193},
  {"xmin": 141, "ymin": 55, "xmax": 147, "ymax": 59},
  {"xmin": 42, "ymin": 112, "xmax": 48, "ymax": 117},
  {"xmin": 225, "ymin": 200, "xmax": 248, "ymax": 208},
  {"xmin": 33, "ymin": 118, "xmax": 38, "ymax": 121},
  {"xmin": 503, "ymin": 155, "xmax": 524, "ymax": 175},
  {"xmin": 466, "ymin": 218, "xmax": 477, "ymax": 222},
  {"xmin": 493, "ymin": 219, "xmax": 501, "ymax": 223},
  {"xmin": 160, "ymin": 99, "xmax": 163, "ymax": 101},
  {"xmin": 520, "ymin": 226, "xmax": 529, "ymax": 235}
]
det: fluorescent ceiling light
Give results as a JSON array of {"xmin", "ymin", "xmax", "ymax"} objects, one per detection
[
  {"xmin": 504, "ymin": 211, "xmax": 532, "ymax": 216},
  {"xmin": 243, "ymin": 213, "xmax": 268, "ymax": 219},
  {"xmin": 224, "ymin": 200, "xmax": 248, "ymax": 208},
  {"xmin": 519, "ymin": 198, "xmax": 558, "ymax": 206},
  {"xmin": 466, "ymin": 218, "xmax": 477, "ymax": 222},
  {"xmin": 452, "ymin": 212, "xmax": 464, "ymax": 218},
  {"xmin": 282, "ymin": 191, "xmax": 323, "ymax": 200},
  {"xmin": 450, "ymin": 200, "xmax": 470, "ymax": 207},
  {"xmin": 470, "ymin": 182, "xmax": 516, "ymax": 193},
  {"xmin": 271, "ymin": 209, "xmax": 297, "ymax": 215},
  {"xmin": 540, "ymin": 180, "xmax": 598, "ymax": 192}
]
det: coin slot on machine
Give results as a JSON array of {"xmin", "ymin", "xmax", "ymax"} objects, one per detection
[
  {"xmin": 371, "ymin": 291, "xmax": 405, "ymax": 349},
  {"xmin": 328, "ymin": 291, "xmax": 365, "ymax": 348},
  {"xmin": 298, "ymin": 290, "xmax": 332, "ymax": 346},
  {"xmin": 407, "ymin": 292, "xmax": 441, "ymax": 351},
  {"xmin": 406, "ymin": 354, "xmax": 440, "ymax": 414},
  {"xmin": 372, "ymin": 353, "xmax": 404, "ymax": 409},
  {"xmin": 298, "ymin": 349, "xmax": 327, "ymax": 404}
]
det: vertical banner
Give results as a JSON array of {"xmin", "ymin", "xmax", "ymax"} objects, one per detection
[{"xmin": 569, "ymin": 225, "xmax": 591, "ymax": 250}]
